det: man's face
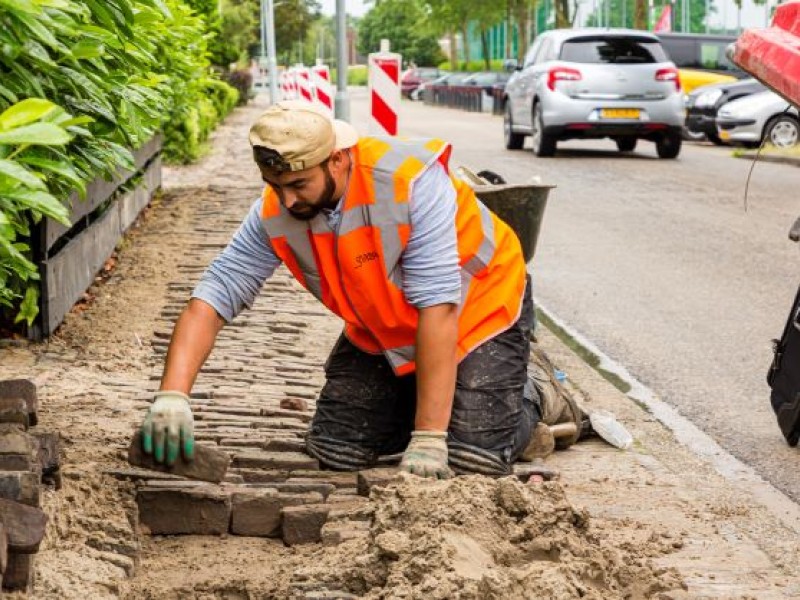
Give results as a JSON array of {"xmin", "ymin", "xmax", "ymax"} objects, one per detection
[{"xmin": 259, "ymin": 158, "xmax": 338, "ymax": 221}]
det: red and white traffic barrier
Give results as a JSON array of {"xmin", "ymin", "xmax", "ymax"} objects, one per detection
[
  {"xmin": 280, "ymin": 69, "xmax": 293, "ymax": 101},
  {"xmin": 312, "ymin": 60, "xmax": 333, "ymax": 115},
  {"xmin": 296, "ymin": 65, "xmax": 315, "ymax": 104},
  {"xmin": 368, "ymin": 40, "xmax": 401, "ymax": 136}
]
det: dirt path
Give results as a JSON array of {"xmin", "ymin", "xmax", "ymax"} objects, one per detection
[{"xmin": 1, "ymin": 94, "xmax": 799, "ymax": 599}]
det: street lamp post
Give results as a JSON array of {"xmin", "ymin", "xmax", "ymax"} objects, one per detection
[
  {"xmin": 335, "ymin": 0, "xmax": 350, "ymax": 121},
  {"xmin": 259, "ymin": 0, "xmax": 280, "ymax": 104}
]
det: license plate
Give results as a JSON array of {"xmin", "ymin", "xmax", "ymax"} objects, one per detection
[
  {"xmin": 600, "ymin": 108, "xmax": 641, "ymax": 119},
  {"xmin": 719, "ymin": 130, "xmax": 731, "ymax": 140}
]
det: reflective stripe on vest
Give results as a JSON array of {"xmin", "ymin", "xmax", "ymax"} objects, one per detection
[{"xmin": 261, "ymin": 136, "xmax": 525, "ymax": 375}]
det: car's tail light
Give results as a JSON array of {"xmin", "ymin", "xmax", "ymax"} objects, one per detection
[
  {"xmin": 655, "ymin": 67, "xmax": 681, "ymax": 91},
  {"xmin": 547, "ymin": 67, "xmax": 582, "ymax": 91}
]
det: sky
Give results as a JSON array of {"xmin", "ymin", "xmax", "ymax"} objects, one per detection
[{"xmin": 319, "ymin": 0, "xmax": 369, "ymax": 18}]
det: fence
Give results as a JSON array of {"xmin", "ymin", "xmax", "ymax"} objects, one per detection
[
  {"xmin": 422, "ymin": 85, "xmax": 505, "ymax": 115},
  {"xmin": 29, "ymin": 135, "xmax": 163, "ymax": 339}
]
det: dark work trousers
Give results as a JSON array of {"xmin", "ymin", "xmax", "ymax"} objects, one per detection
[{"xmin": 306, "ymin": 277, "xmax": 537, "ymax": 477}]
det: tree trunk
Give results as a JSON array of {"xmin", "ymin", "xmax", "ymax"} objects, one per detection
[
  {"xmin": 514, "ymin": 5, "xmax": 529, "ymax": 63},
  {"xmin": 462, "ymin": 21, "xmax": 471, "ymax": 68},
  {"xmin": 480, "ymin": 27, "xmax": 491, "ymax": 70},
  {"xmin": 634, "ymin": 0, "xmax": 647, "ymax": 29},
  {"xmin": 449, "ymin": 31, "xmax": 458, "ymax": 71},
  {"xmin": 555, "ymin": 0, "xmax": 570, "ymax": 28}
]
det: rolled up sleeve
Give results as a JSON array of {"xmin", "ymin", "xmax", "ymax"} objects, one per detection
[
  {"xmin": 191, "ymin": 198, "xmax": 281, "ymax": 322},
  {"xmin": 401, "ymin": 163, "xmax": 461, "ymax": 308}
]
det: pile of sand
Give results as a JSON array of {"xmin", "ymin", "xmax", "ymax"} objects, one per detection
[{"xmin": 292, "ymin": 474, "xmax": 687, "ymax": 600}]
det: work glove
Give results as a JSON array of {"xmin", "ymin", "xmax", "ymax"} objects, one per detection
[
  {"xmin": 141, "ymin": 391, "xmax": 195, "ymax": 465},
  {"xmin": 399, "ymin": 431, "xmax": 454, "ymax": 479}
]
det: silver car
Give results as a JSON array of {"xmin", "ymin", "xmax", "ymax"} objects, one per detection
[
  {"xmin": 716, "ymin": 89, "xmax": 799, "ymax": 148},
  {"xmin": 503, "ymin": 28, "xmax": 686, "ymax": 158}
]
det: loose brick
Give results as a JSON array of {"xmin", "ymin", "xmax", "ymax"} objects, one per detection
[
  {"xmin": 136, "ymin": 485, "xmax": 231, "ymax": 535},
  {"xmin": 288, "ymin": 471, "xmax": 358, "ymax": 489},
  {"xmin": 231, "ymin": 468, "xmax": 289, "ymax": 483},
  {"xmin": 2, "ymin": 552, "xmax": 33, "ymax": 591},
  {"xmin": 279, "ymin": 397, "xmax": 308, "ymax": 412},
  {"xmin": 281, "ymin": 503, "xmax": 331, "ymax": 545},
  {"xmin": 0, "ymin": 398, "xmax": 28, "ymax": 428},
  {"xmin": 356, "ymin": 468, "xmax": 402, "ymax": 497},
  {"xmin": 0, "ymin": 379, "xmax": 37, "ymax": 427},
  {"xmin": 0, "ymin": 472, "xmax": 41, "ymax": 507},
  {"xmin": 128, "ymin": 431, "xmax": 231, "ymax": 483},
  {"xmin": 230, "ymin": 490, "xmax": 323, "ymax": 537},
  {"xmin": 0, "ymin": 425, "xmax": 36, "ymax": 471},
  {"xmin": 0, "ymin": 499, "xmax": 47, "ymax": 553},
  {"xmin": 232, "ymin": 450, "xmax": 318, "ymax": 471}
]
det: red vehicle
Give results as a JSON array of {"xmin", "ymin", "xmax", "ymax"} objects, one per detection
[{"xmin": 400, "ymin": 67, "xmax": 445, "ymax": 99}]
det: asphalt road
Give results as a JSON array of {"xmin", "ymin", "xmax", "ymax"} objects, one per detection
[{"xmin": 347, "ymin": 89, "xmax": 800, "ymax": 502}]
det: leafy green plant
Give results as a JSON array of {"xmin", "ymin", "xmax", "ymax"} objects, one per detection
[
  {"xmin": 0, "ymin": 99, "xmax": 74, "ymax": 325},
  {"xmin": 0, "ymin": 0, "xmax": 239, "ymax": 327}
]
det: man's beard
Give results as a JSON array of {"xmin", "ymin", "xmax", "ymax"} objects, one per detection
[{"xmin": 288, "ymin": 164, "xmax": 337, "ymax": 221}]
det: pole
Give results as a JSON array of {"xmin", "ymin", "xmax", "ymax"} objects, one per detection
[
  {"xmin": 335, "ymin": 0, "xmax": 350, "ymax": 121},
  {"xmin": 266, "ymin": 0, "xmax": 279, "ymax": 104}
]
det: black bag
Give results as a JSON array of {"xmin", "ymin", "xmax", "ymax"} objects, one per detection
[{"xmin": 768, "ymin": 284, "xmax": 800, "ymax": 446}]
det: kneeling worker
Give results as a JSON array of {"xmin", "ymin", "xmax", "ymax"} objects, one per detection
[{"xmin": 140, "ymin": 101, "xmax": 539, "ymax": 479}]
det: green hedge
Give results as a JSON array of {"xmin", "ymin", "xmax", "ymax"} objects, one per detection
[
  {"xmin": 0, "ymin": 0, "xmax": 238, "ymax": 327},
  {"xmin": 437, "ymin": 59, "xmax": 507, "ymax": 73}
]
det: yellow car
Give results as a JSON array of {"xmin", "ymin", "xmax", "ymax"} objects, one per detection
[
  {"xmin": 677, "ymin": 68, "xmax": 737, "ymax": 95},
  {"xmin": 656, "ymin": 34, "xmax": 743, "ymax": 94}
]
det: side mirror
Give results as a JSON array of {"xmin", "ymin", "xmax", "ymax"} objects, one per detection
[{"xmin": 503, "ymin": 58, "xmax": 519, "ymax": 72}]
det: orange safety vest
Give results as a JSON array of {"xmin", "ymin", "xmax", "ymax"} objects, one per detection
[{"xmin": 261, "ymin": 137, "xmax": 526, "ymax": 375}]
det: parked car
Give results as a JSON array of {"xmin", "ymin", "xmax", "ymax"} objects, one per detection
[
  {"xmin": 685, "ymin": 78, "xmax": 766, "ymax": 143},
  {"xmin": 503, "ymin": 28, "xmax": 685, "ymax": 158},
  {"xmin": 400, "ymin": 68, "xmax": 445, "ymax": 99},
  {"xmin": 657, "ymin": 33, "xmax": 743, "ymax": 94},
  {"xmin": 461, "ymin": 71, "xmax": 511, "ymax": 93},
  {"xmin": 410, "ymin": 72, "xmax": 470, "ymax": 101},
  {"xmin": 716, "ymin": 89, "xmax": 799, "ymax": 148}
]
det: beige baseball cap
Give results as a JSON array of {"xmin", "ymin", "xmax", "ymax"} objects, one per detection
[{"xmin": 248, "ymin": 100, "xmax": 359, "ymax": 171}]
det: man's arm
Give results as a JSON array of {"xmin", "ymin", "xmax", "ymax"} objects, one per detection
[
  {"xmin": 414, "ymin": 303, "xmax": 458, "ymax": 431},
  {"xmin": 160, "ymin": 298, "xmax": 225, "ymax": 393}
]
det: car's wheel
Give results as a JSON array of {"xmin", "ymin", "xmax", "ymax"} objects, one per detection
[
  {"xmin": 765, "ymin": 115, "xmax": 800, "ymax": 148},
  {"xmin": 504, "ymin": 103, "xmax": 525, "ymax": 150},
  {"xmin": 531, "ymin": 102, "xmax": 556, "ymax": 157},
  {"xmin": 616, "ymin": 137, "xmax": 637, "ymax": 152},
  {"xmin": 656, "ymin": 130, "xmax": 682, "ymax": 159}
]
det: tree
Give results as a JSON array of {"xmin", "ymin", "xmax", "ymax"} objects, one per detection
[
  {"xmin": 214, "ymin": 0, "xmax": 259, "ymax": 67},
  {"xmin": 358, "ymin": 0, "xmax": 445, "ymax": 66},
  {"xmin": 275, "ymin": 0, "xmax": 322, "ymax": 65}
]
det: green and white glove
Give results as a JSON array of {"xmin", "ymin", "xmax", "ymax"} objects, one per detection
[
  {"xmin": 141, "ymin": 391, "xmax": 195, "ymax": 465},
  {"xmin": 399, "ymin": 431, "xmax": 454, "ymax": 479}
]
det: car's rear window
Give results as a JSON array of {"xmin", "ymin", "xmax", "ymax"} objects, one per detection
[{"xmin": 560, "ymin": 37, "xmax": 668, "ymax": 64}]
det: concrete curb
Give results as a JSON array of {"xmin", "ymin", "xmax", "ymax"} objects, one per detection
[{"xmin": 736, "ymin": 151, "xmax": 800, "ymax": 167}]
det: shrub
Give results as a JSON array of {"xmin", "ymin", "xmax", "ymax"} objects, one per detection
[
  {"xmin": 225, "ymin": 70, "xmax": 254, "ymax": 106},
  {"xmin": 0, "ymin": 0, "xmax": 239, "ymax": 325}
]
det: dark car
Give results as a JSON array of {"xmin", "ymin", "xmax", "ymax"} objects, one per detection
[
  {"xmin": 685, "ymin": 78, "xmax": 767, "ymax": 144},
  {"xmin": 400, "ymin": 68, "xmax": 444, "ymax": 99},
  {"xmin": 461, "ymin": 71, "xmax": 511, "ymax": 94}
]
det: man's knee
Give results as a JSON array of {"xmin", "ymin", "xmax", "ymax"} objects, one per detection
[{"xmin": 305, "ymin": 432, "xmax": 375, "ymax": 471}]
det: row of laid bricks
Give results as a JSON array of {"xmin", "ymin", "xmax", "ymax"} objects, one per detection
[
  {"xmin": 120, "ymin": 468, "xmax": 400, "ymax": 545},
  {"xmin": 0, "ymin": 378, "xmax": 62, "ymax": 593}
]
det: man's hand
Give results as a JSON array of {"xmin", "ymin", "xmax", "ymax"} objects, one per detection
[
  {"xmin": 399, "ymin": 431, "xmax": 453, "ymax": 479},
  {"xmin": 141, "ymin": 391, "xmax": 194, "ymax": 465}
]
